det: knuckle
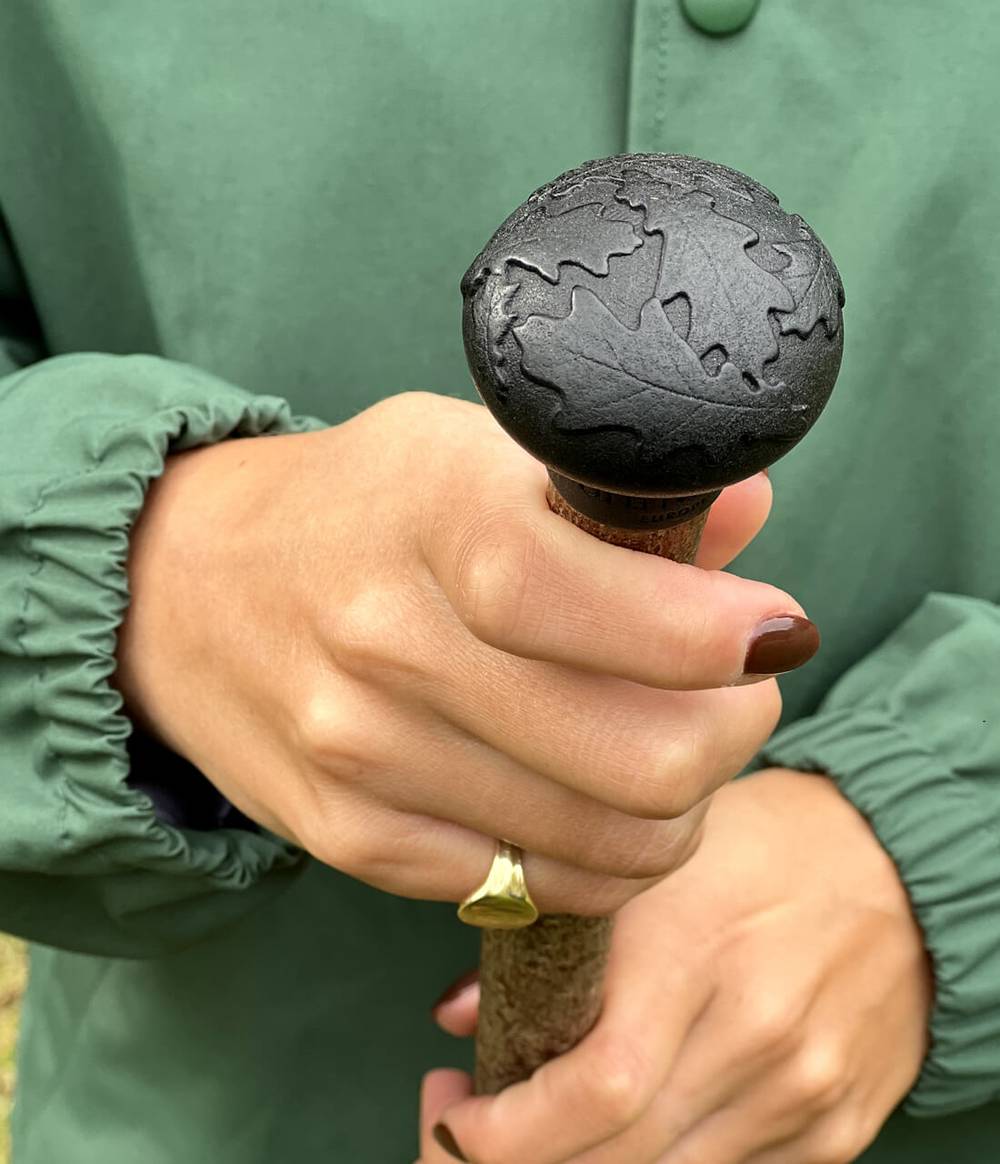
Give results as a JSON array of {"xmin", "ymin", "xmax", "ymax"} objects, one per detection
[
  {"xmin": 295, "ymin": 690, "xmax": 368, "ymax": 773},
  {"xmin": 377, "ymin": 388, "xmax": 446, "ymax": 423},
  {"xmin": 603, "ymin": 820, "xmax": 690, "ymax": 880},
  {"xmin": 594, "ymin": 813, "xmax": 704, "ymax": 882},
  {"xmin": 661, "ymin": 723, "xmax": 714, "ymax": 806},
  {"xmin": 451, "ymin": 515, "xmax": 547, "ymax": 651},
  {"xmin": 738, "ymin": 992, "xmax": 803, "ymax": 1061},
  {"xmin": 391, "ymin": 388, "xmax": 436, "ymax": 411},
  {"xmin": 578, "ymin": 1030, "xmax": 650, "ymax": 1130},
  {"xmin": 327, "ymin": 586, "xmax": 419, "ymax": 684},
  {"xmin": 606, "ymin": 728, "xmax": 707, "ymax": 820},
  {"xmin": 788, "ymin": 1043, "xmax": 850, "ymax": 1112}
]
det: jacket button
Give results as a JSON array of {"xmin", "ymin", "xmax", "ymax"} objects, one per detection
[{"xmin": 681, "ymin": 0, "xmax": 760, "ymax": 36}]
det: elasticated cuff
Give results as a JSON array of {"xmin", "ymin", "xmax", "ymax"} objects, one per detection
[
  {"xmin": 0, "ymin": 353, "xmax": 324, "ymax": 954},
  {"xmin": 762, "ymin": 708, "xmax": 1000, "ymax": 1116}
]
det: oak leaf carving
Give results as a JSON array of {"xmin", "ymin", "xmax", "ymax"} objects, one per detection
[
  {"xmin": 632, "ymin": 189, "xmax": 796, "ymax": 377},
  {"xmin": 772, "ymin": 239, "xmax": 843, "ymax": 337},
  {"xmin": 500, "ymin": 203, "xmax": 642, "ymax": 283},
  {"xmin": 515, "ymin": 287, "xmax": 790, "ymax": 440}
]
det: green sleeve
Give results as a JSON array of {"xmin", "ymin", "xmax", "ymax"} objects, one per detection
[
  {"xmin": 761, "ymin": 592, "xmax": 1000, "ymax": 1117},
  {"xmin": 0, "ymin": 223, "xmax": 322, "ymax": 958}
]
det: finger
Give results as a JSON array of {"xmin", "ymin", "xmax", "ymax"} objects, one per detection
[
  {"xmin": 657, "ymin": 1105, "xmax": 782, "ymax": 1164},
  {"xmin": 695, "ymin": 471, "xmax": 772, "ymax": 571},
  {"xmin": 660, "ymin": 1098, "xmax": 863, "ymax": 1164},
  {"xmin": 436, "ymin": 936, "xmax": 713, "ymax": 1164},
  {"xmin": 420, "ymin": 1069, "xmax": 474, "ymax": 1162},
  {"xmin": 558, "ymin": 1043, "xmax": 797, "ymax": 1164},
  {"xmin": 304, "ymin": 680, "xmax": 726, "ymax": 880},
  {"xmin": 316, "ymin": 590, "xmax": 780, "ymax": 839},
  {"xmin": 656, "ymin": 1050, "xmax": 858, "ymax": 1164},
  {"xmin": 428, "ymin": 651, "xmax": 782, "ymax": 818},
  {"xmin": 428, "ymin": 470, "xmax": 813, "ymax": 691},
  {"xmin": 431, "ymin": 969, "xmax": 480, "ymax": 1038},
  {"xmin": 297, "ymin": 793, "xmax": 663, "ymax": 915},
  {"xmin": 636, "ymin": 986, "xmax": 808, "ymax": 1152},
  {"xmin": 736, "ymin": 1101, "xmax": 880, "ymax": 1164}
]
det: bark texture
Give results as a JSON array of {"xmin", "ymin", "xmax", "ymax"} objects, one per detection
[{"xmin": 474, "ymin": 485, "xmax": 709, "ymax": 1094}]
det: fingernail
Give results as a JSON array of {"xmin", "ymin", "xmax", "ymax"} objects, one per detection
[
  {"xmin": 430, "ymin": 968, "xmax": 478, "ymax": 1014},
  {"xmin": 743, "ymin": 615, "xmax": 820, "ymax": 676},
  {"xmin": 433, "ymin": 1123, "xmax": 469, "ymax": 1161}
]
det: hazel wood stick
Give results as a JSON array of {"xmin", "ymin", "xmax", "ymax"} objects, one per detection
[
  {"xmin": 460, "ymin": 151, "xmax": 844, "ymax": 1095},
  {"xmin": 474, "ymin": 492, "xmax": 709, "ymax": 1095}
]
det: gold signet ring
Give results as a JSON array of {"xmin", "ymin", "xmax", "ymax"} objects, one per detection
[{"xmin": 457, "ymin": 839, "xmax": 539, "ymax": 929}]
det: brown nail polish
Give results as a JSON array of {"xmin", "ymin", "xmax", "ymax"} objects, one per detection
[
  {"xmin": 433, "ymin": 1123, "xmax": 469, "ymax": 1161},
  {"xmin": 743, "ymin": 615, "xmax": 820, "ymax": 676},
  {"xmin": 430, "ymin": 968, "xmax": 479, "ymax": 1014}
]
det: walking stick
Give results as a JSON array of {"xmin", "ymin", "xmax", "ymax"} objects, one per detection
[{"xmin": 459, "ymin": 153, "xmax": 845, "ymax": 1095}]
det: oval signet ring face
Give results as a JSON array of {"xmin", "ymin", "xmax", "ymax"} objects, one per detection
[{"xmin": 457, "ymin": 839, "xmax": 539, "ymax": 929}]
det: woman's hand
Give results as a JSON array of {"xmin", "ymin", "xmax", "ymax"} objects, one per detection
[
  {"xmin": 115, "ymin": 390, "xmax": 799, "ymax": 915},
  {"xmin": 423, "ymin": 768, "xmax": 933, "ymax": 1163}
]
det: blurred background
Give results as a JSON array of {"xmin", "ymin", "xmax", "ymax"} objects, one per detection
[{"xmin": 0, "ymin": 935, "xmax": 25, "ymax": 1164}]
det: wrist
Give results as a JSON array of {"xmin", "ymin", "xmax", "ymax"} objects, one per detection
[
  {"xmin": 114, "ymin": 437, "xmax": 260, "ymax": 744},
  {"xmin": 740, "ymin": 767, "xmax": 920, "ymax": 917},
  {"xmin": 733, "ymin": 767, "xmax": 935, "ymax": 1032}
]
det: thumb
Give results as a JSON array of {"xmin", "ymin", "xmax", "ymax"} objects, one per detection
[{"xmin": 430, "ymin": 969, "xmax": 480, "ymax": 1038}]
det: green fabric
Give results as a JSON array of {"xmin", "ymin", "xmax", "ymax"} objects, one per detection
[
  {"xmin": 761, "ymin": 595, "xmax": 1000, "ymax": 1118},
  {"xmin": 0, "ymin": 0, "xmax": 997, "ymax": 1158},
  {"xmin": 0, "ymin": 353, "xmax": 312, "ymax": 955}
]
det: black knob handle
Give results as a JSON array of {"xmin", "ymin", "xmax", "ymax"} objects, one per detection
[{"xmin": 462, "ymin": 153, "xmax": 844, "ymax": 528}]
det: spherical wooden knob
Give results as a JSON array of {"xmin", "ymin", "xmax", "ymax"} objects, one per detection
[{"xmin": 462, "ymin": 153, "xmax": 844, "ymax": 528}]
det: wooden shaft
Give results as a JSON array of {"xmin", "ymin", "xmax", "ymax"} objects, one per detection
[{"xmin": 474, "ymin": 484, "xmax": 710, "ymax": 1095}]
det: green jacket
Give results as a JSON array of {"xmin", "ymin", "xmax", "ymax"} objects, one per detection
[{"xmin": 2, "ymin": 1, "xmax": 999, "ymax": 1159}]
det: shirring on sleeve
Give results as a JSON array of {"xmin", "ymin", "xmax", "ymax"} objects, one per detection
[
  {"xmin": 0, "ymin": 352, "xmax": 324, "ymax": 956},
  {"xmin": 760, "ymin": 592, "xmax": 1000, "ymax": 1118}
]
